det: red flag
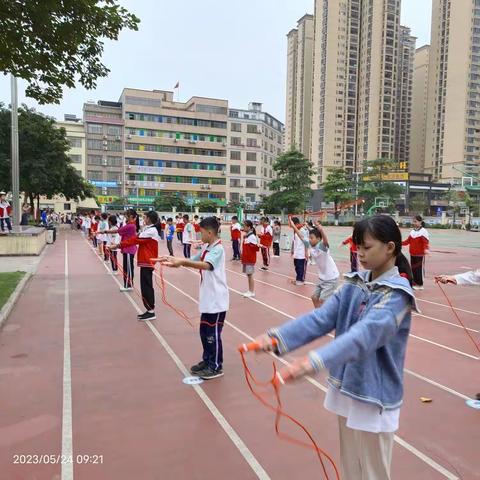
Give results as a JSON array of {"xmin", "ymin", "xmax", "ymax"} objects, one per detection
[{"xmin": 173, "ymin": 81, "xmax": 179, "ymax": 89}]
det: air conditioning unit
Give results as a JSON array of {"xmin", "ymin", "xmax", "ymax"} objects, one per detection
[
  {"xmin": 103, "ymin": 140, "xmax": 108, "ymax": 145},
  {"xmin": 188, "ymin": 140, "xmax": 196, "ymax": 144},
  {"xmin": 103, "ymin": 135, "xmax": 107, "ymax": 139},
  {"xmin": 127, "ymin": 165, "xmax": 132, "ymax": 170},
  {"xmin": 103, "ymin": 147, "xmax": 108, "ymax": 151},
  {"xmin": 174, "ymin": 138, "xmax": 178, "ymax": 142},
  {"xmin": 221, "ymin": 170, "xmax": 226, "ymax": 176},
  {"xmin": 222, "ymin": 142, "xmax": 227, "ymax": 147},
  {"xmin": 115, "ymin": 136, "xmax": 121, "ymax": 141},
  {"xmin": 125, "ymin": 181, "xmax": 130, "ymax": 186},
  {"xmin": 117, "ymin": 181, "xmax": 122, "ymax": 185},
  {"xmin": 127, "ymin": 134, "xmax": 132, "ymax": 139},
  {"xmin": 103, "ymin": 159, "xmax": 108, "ymax": 166}
]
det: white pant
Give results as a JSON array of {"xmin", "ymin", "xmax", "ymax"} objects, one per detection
[{"xmin": 338, "ymin": 415, "xmax": 394, "ymax": 480}]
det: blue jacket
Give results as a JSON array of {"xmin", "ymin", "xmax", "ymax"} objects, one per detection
[
  {"xmin": 268, "ymin": 267, "xmax": 416, "ymax": 411},
  {"xmin": 166, "ymin": 224, "xmax": 175, "ymax": 241}
]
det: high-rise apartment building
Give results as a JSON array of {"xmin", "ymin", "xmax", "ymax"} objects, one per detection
[
  {"xmin": 120, "ymin": 88, "xmax": 228, "ymax": 207},
  {"xmin": 228, "ymin": 103, "xmax": 284, "ymax": 209},
  {"xmin": 425, "ymin": 0, "xmax": 480, "ymax": 181},
  {"xmin": 297, "ymin": 0, "xmax": 414, "ymax": 186},
  {"xmin": 58, "ymin": 114, "xmax": 86, "ymax": 177},
  {"xmin": 83, "ymin": 100, "xmax": 124, "ymax": 203},
  {"xmin": 395, "ymin": 26, "xmax": 416, "ymax": 167},
  {"xmin": 410, "ymin": 45, "xmax": 430, "ymax": 174},
  {"xmin": 285, "ymin": 14, "xmax": 314, "ymax": 156}
]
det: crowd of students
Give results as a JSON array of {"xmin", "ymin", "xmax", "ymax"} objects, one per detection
[{"xmin": 74, "ymin": 209, "xmax": 477, "ymax": 480}]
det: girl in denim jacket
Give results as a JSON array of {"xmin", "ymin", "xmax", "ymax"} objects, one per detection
[{"xmin": 255, "ymin": 215, "xmax": 416, "ymax": 480}]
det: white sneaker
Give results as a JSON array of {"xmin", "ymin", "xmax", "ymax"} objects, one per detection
[
  {"xmin": 295, "ymin": 281, "xmax": 305, "ymax": 286},
  {"xmin": 243, "ymin": 291, "xmax": 256, "ymax": 298},
  {"xmin": 120, "ymin": 287, "xmax": 133, "ymax": 292},
  {"xmin": 413, "ymin": 285, "xmax": 424, "ymax": 291}
]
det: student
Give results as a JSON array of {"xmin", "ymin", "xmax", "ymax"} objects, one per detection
[
  {"xmin": 341, "ymin": 234, "xmax": 358, "ymax": 272},
  {"xmin": 91, "ymin": 215, "xmax": 100, "ymax": 248},
  {"xmin": 230, "ymin": 215, "xmax": 242, "ymax": 261},
  {"xmin": 193, "ymin": 215, "xmax": 202, "ymax": 249},
  {"xmin": 104, "ymin": 215, "xmax": 120, "ymax": 274},
  {"xmin": 166, "ymin": 217, "xmax": 175, "ymax": 256},
  {"xmin": 402, "ymin": 214, "xmax": 430, "ymax": 290},
  {"xmin": 272, "ymin": 220, "xmax": 281, "ymax": 257},
  {"xmin": 159, "ymin": 215, "xmax": 166, "ymax": 241},
  {"xmin": 117, "ymin": 209, "xmax": 140, "ymax": 292},
  {"xmin": 290, "ymin": 217, "xmax": 309, "ymax": 285},
  {"xmin": 253, "ymin": 215, "xmax": 416, "ymax": 480},
  {"xmin": 83, "ymin": 213, "xmax": 91, "ymax": 237},
  {"xmin": 176, "ymin": 214, "xmax": 185, "ymax": 242},
  {"xmin": 258, "ymin": 217, "xmax": 273, "ymax": 271},
  {"xmin": 0, "ymin": 191, "xmax": 12, "ymax": 233},
  {"xmin": 155, "ymin": 216, "xmax": 228, "ymax": 380},
  {"xmin": 290, "ymin": 218, "xmax": 339, "ymax": 308},
  {"xmin": 435, "ymin": 269, "xmax": 480, "ymax": 403},
  {"xmin": 241, "ymin": 220, "xmax": 260, "ymax": 298},
  {"xmin": 98, "ymin": 212, "xmax": 109, "ymax": 261},
  {"xmin": 182, "ymin": 214, "xmax": 194, "ymax": 258},
  {"xmin": 113, "ymin": 211, "xmax": 161, "ymax": 321}
]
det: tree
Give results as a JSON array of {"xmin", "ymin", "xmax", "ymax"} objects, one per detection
[
  {"xmin": 196, "ymin": 200, "xmax": 218, "ymax": 213},
  {"xmin": 268, "ymin": 149, "xmax": 315, "ymax": 213},
  {"xmin": 257, "ymin": 193, "xmax": 282, "ymax": 214},
  {"xmin": 154, "ymin": 192, "xmax": 187, "ymax": 212},
  {"xmin": 409, "ymin": 195, "xmax": 429, "ymax": 215},
  {"xmin": 322, "ymin": 168, "xmax": 353, "ymax": 219},
  {"xmin": 0, "ymin": 104, "xmax": 94, "ymax": 214},
  {"xmin": 358, "ymin": 158, "xmax": 404, "ymax": 212},
  {"xmin": 0, "ymin": 1, "xmax": 140, "ymax": 104}
]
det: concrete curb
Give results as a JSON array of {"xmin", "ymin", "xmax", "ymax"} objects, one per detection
[{"xmin": 0, "ymin": 272, "xmax": 32, "ymax": 330}]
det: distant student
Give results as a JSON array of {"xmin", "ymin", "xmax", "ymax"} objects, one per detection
[
  {"xmin": 117, "ymin": 209, "xmax": 140, "ymax": 292},
  {"xmin": 290, "ymin": 217, "xmax": 309, "ymax": 285},
  {"xmin": 0, "ymin": 191, "xmax": 12, "ymax": 233},
  {"xmin": 156, "ymin": 217, "xmax": 229, "ymax": 380},
  {"xmin": 166, "ymin": 217, "xmax": 175, "ymax": 256},
  {"xmin": 182, "ymin": 214, "xmax": 195, "ymax": 258},
  {"xmin": 402, "ymin": 215, "xmax": 430, "ymax": 290},
  {"xmin": 258, "ymin": 216, "xmax": 273, "ymax": 271},
  {"xmin": 290, "ymin": 218, "xmax": 339, "ymax": 307},
  {"xmin": 113, "ymin": 211, "xmax": 161, "ymax": 321},
  {"xmin": 341, "ymin": 234, "xmax": 358, "ymax": 272},
  {"xmin": 230, "ymin": 215, "xmax": 242, "ymax": 261},
  {"xmin": 241, "ymin": 220, "xmax": 260, "ymax": 298},
  {"xmin": 102, "ymin": 215, "xmax": 120, "ymax": 273},
  {"xmin": 159, "ymin": 215, "xmax": 167, "ymax": 240},
  {"xmin": 272, "ymin": 220, "xmax": 281, "ymax": 257},
  {"xmin": 91, "ymin": 215, "xmax": 100, "ymax": 248},
  {"xmin": 253, "ymin": 215, "xmax": 416, "ymax": 480},
  {"xmin": 176, "ymin": 214, "xmax": 185, "ymax": 242},
  {"xmin": 98, "ymin": 212, "xmax": 109, "ymax": 260},
  {"xmin": 193, "ymin": 215, "xmax": 202, "ymax": 249}
]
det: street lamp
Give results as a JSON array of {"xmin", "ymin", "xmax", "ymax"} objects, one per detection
[{"xmin": 10, "ymin": 75, "xmax": 20, "ymax": 228}]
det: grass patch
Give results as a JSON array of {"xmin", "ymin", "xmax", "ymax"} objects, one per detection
[{"xmin": 0, "ymin": 271, "xmax": 26, "ymax": 310}]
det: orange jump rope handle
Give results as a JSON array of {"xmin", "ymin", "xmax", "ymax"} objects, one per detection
[{"xmin": 239, "ymin": 338, "xmax": 278, "ymax": 353}]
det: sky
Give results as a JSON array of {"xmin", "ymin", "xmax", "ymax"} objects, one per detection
[{"xmin": 0, "ymin": 0, "xmax": 432, "ymax": 123}]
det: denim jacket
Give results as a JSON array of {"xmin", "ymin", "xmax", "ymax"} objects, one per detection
[{"xmin": 268, "ymin": 267, "xmax": 416, "ymax": 411}]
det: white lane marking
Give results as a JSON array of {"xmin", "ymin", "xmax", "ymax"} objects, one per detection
[
  {"xmin": 62, "ymin": 239, "xmax": 73, "ymax": 480},
  {"xmin": 159, "ymin": 268, "xmax": 461, "ymax": 480},
  {"xmin": 416, "ymin": 298, "xmax": 479, "ymax": 316},
  {"xmin": 223, "ymin": 268, "xmax": 479, "ymax": 360},
  {"xmin": 88, "ymin": 243, "xmax": 270, "ymax": 480},
  {"xmin": 460, "ymin": 266, "xmax": 473, "ymax": 270}
]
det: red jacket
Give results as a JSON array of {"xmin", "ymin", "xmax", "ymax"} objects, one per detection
[
  {"xmin": 241, "ymin": 233, "xmax": 259, "ymax": 264},
  {"xmin": 230, "ymin": 223, "xmax": 241, "ymax": 241},
  {"xmin": 120, "ymin": 225, "xmax": 160, "ymax": 268},
  {"xmin": 0, "ymin": 204, "xmax": 12, "ymax": 218},
  {"xmin": 342, "ymin": 236, "xmax": 357, "ymax": 253},
  {"xmin": 259, "ymin": 225, "xmax": 273, "ymax": 247},
  {"xmin": 402, "ymin": 228, "xmax": 429, "ymax": 256}
]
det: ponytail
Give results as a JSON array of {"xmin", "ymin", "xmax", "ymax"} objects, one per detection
[
  {"xmin": 414, "ymin": 214, "xmax": 425, "ymax": 228},
  {"xmin": 126, "ymin": 209, "xmax": 140, "ymax": 233},
  {"xmin": 395, "ymin": 252, "xmax": 413, "ymax": 286}
]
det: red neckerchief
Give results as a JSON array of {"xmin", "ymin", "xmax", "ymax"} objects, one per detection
[{"xmin": 200, "ymin": 239, "xmax": 222, "ymax": 282}]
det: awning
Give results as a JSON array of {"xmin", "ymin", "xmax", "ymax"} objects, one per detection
[{"xmin": 76, "ymin": 197, "xmax": 99, "ymax": 209}]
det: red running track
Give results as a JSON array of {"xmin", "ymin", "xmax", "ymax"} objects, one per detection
[{"xmin": 0, "ymin": 228, "xmax": 479, "ymax": 480}]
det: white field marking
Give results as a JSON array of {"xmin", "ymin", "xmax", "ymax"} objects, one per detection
[
  {"xmin": 222, "ymin": 268, "xmax": 480, "ymax": 359},
  {"xmin": 416, "ymin": 297, "xmax": 480, "ymax": 316},
  {"xmin": 177, "ymin": 266, "xmax": 473, "ymax": 400},
  {"xmin": 254, "ymin": 266, "xmax": 316, "ymax": 284},
  {"xmin": 228, "ymin": 268, "xmax": 479, "ymax": 333},
  {"xmin": 62, "ymin": 239, "xmax": 73, "ymax": 480},
  {"xmin": 88, "ymin": 243, "xmax": 270, "ymax": 480},
  {"xmin": 156, "ymin": 267, "xmax": 461, "ymax": 480},
  {"xmin": 460, "ymin": 266, "xmax": 473, "ymax": 270}
]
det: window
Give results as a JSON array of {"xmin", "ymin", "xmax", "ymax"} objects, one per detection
[
  {"xmin": 246, "ymin": 166, "xmax": 256, "ymax": 175},
  {"xmin": 107, "ymin": 156, "xmax": 122, "ymax": 167},
  {"xmin": 68, "ymin": 137, "xmax": 82, "ymax": 148},
  {"xmin": 230, "ymin": 151, "xmax": 241, "ymax": 160},
  {"xmin": 107, "ymin": 126, "xmax": 121, "ymax": 136},
  {"xmin": 87, "ymin": 124, "xmax": 103, "ymax": 134},
  {"xmin": 230, "ymin": 165, "xmax": 241, "ymax": 174},
  {"xmin": 69, "ymin": 154, "xmax": 82, "ymax": 163},
  {"xmin": 231, "ymin": 122, "xmax": 242, "ymax": 132},
  {"xmin": 107, "ymin": 141, "xmax": 122, "ymax": 152},
  {"xmin": 230, "ymin": 192, "xmax": 240, "ymax": 202},
  {"xmin": 87, "ymin": 155, "xmax": 102, "ymax": 165},
  {"xmin": 196, "ymin": 104, "xmax": 227, "ymax": 115},
  {"xmin": 246, "ymin": 138, "xmax": 257, "ymax": 147},
  {"xmin": 231, "ymin": 137, "xmax": 242, "ymax": 146},
  {"xmin": 247, "ymin": 124, "xmax": 258, "ymax": 134},
  {"xmin": 245, "ymin": 193, "xmax": 256, "ymax": 202},
  {"xmin": 87, "ymin": 139, "xmax": 103, "ymax": 150},
  {"xmin": 246, "ymin": 152, "xmax": 257, "ymax": 162},
  {"xmin": 64, "ymin": 203, "xmax": 71, "ymax": 211},
  {"xmin": 87, "ymin": 170, "xmax": 102, "ymax": 181},
  {"xmin": 246, "ymin": 180, "xmax": 257, "ymax": 188},
  {"xmin": 230, "ymin": 179, "xmax": 241, "ymax": 187},
  {"xmin": 107, "ymin": 172, "xmax": 122, "ymax": 181}
]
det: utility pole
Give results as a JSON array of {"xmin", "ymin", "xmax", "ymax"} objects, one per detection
[{"xmin": 11, "ymin": 74, "xmax": 20, "ymax": 228}]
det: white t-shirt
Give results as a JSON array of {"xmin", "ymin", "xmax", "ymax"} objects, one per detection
[
  {"xmin": 292, "ymin": 227, "xmax": 308, "ymax": 259},
  {"xmin": 182, "ymin": 222, "xmax": 194, "ymax": 244},
  {"xmin": 192, "ymin": 241, "xmax": 229, "ymax": 314},
  {"xmin": 305, "ymin": 241, "xmax": 339, "ymax": 281},
  {"xmin": 324, "ymin": 386, "xmax": 400, "ymax": 433},
  {"xmin": 106, "ymin": 226, "xmax": 120, "ymax": 246},
  {"xmin": 83, "ymin": 217, "xmax": 91, "ymax": 229}
]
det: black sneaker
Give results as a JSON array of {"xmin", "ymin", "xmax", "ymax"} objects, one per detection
[
  {"xmin": 137, "ymin": 311, "xmax": 156, "ymax": 322},
  {"xmin": 260, "ymin": 266, "xmax": 268, "ymax": 271},
  {"xmin": 198, "ymin": 366, "xmax": 224, "ymax": 380},
  {"xmin": 190, "ymin": 361, "xmax": 207, "ymax": 374}
]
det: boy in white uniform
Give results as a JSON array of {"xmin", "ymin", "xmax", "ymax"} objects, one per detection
[
  {"xmin": 290, "ymin": 217, "xmax": 309, "ymax": 285},
  {"xmin": 156, "ymin": 216, "xmax": 229, "ymax": 380}
]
